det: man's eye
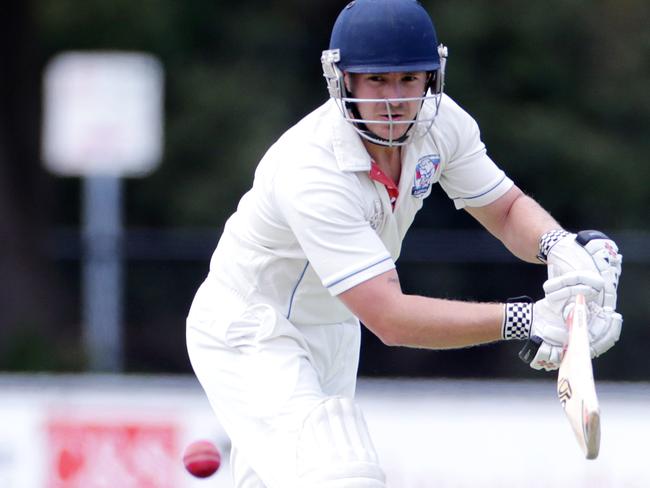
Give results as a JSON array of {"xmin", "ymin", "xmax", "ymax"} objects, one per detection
[{"xmin": 368, "ymin": 76, "xmax": 384, "ymax": 82}]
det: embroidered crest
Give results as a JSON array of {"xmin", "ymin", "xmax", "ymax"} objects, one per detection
[
  {"xmin": 411, "ymin": 154, "xmax": 440, "ymax": 198},
  {"xmin": 369, "ymin": 199, "xmax": 384, "ymax": 230}
]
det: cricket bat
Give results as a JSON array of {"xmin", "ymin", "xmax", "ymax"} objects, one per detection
[{"xmin": 557, "ymin": 293, "xmax": 601, "ymax": 459}]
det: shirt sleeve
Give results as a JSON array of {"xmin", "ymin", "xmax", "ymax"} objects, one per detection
[
  {"xmin": 435, "ymin": 96, "xmax": 514, "ymax": 209},
  {"xmin": 274, "ymin": 157, "xmax": 395, "ymax": 296}
]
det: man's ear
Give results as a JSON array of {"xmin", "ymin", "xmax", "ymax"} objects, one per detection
[{"xmin": 343, "ymin": 71, "xmax": 353, "ymax": 94}]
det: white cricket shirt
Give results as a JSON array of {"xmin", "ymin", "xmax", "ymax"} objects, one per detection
[{"xmin": 206, "ymin": 94, "xmax": 513, "ymax": 325}]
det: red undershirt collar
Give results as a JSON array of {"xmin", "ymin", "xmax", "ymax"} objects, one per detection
[{"xmin": 369, "ymin": 161, "xmax": 399, "ymax": 209}]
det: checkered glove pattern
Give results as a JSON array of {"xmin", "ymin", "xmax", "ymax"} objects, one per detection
[
  {"xmin": 537, "ymin": 229, "xmax": 570, "ymax": 263},
  {"xmin": 502, "ymin": 296, "xmax": 533, "ymax": 340}
]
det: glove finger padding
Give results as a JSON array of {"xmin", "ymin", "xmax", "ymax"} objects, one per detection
[
  {"xmin": 543, "ymin": 271, "xmax": 604, "ymax": 316},
  {"xmin": 583, "ymin": 239, "xmax": 622, "ymax": 273},
  {"xmin": 587, "ymin": 305, "xmax": 623, "ymax": 358},
  {"xmin": 528, "ymin": 341, "xmax": 564, "ymax": 371},
  {"xmin": 531, "ymin": 299, "xmax": 569, "ymax": 348},
  {"xmin": 582, "ymin": 238, "xmax": 622, "ymax": 309},
  {"xmin": 544, "ymin": 231, "xmax": 622, "ymax": 310}
]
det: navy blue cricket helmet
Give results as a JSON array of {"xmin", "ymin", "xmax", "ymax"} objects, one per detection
[{"xmin": 330, "ymin": 0, "xmax": 440, "ymax": 74}]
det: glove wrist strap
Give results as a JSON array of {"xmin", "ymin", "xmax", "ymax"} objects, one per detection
[
  {"xmin": 502, "ymin": 296, "xmax": 533, "ymax": 340},
  {"xmin": 537, "ymin": 229, "xmax": 570, "ymax": 263}
]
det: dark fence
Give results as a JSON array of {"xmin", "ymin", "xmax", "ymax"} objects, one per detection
[{"xmin": 45, "ymin": 227, "xmax": 650, "ymax": 381}]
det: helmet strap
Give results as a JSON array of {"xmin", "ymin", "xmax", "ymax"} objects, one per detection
[{"xmin": 426, "ymin": 72, "xmax": 436, "ymax": 93}]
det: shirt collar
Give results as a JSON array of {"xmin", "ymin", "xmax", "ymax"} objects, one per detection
[{"xmin": 327, "ymin": 99, "xmax": 373, "ymax": 173}]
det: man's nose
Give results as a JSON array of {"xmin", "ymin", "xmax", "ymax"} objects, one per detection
[{"xmin": 383, "ymin": 81, "xmax": 404, "ymax": 101}]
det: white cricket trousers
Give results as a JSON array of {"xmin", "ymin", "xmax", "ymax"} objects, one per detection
[{"xmin": 186, "ymin": 277, "xmax": 386, "ymax": 488}]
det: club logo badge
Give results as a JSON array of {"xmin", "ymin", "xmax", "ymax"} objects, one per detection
[{"xmin": 412, "ymin": 154, "xmax": 440, "ymax": 198}]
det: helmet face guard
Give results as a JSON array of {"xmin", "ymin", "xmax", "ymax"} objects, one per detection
[
  {"xmin": 322, "ymin": 47, "xmax": 448, "ymax": 147},
  {"xmin": 322, "ymin": 0, "xmax": 448, "ymax": 147}
]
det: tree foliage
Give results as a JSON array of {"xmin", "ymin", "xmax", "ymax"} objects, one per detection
[{"xmin": 30, "ymin": 0, "xmax": 650, "ymax": 229}]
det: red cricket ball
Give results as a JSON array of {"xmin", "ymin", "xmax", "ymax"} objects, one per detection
[{"xmin": 183, "ymin": 440, "xmax": 221, "ymax": 478}]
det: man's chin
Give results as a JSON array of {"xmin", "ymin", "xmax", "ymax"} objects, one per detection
[{"xmin": 369, "ymin": 126, "xmax": 409, "ymax": 141}]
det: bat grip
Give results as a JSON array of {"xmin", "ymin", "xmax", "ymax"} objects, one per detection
[{"xmin": 518, "ymin": 295, "xmax": 584, "ymax": 364}]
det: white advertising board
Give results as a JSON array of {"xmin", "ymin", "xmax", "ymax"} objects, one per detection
[
  {"xmin": 0, "ymin": 376, "xmax": 648, "ymax": 487},
  {"xmin": 42, "ymin": 51, "xmax": 163, "ymax": 177}
]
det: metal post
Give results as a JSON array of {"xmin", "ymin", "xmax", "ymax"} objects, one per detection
[{"xmin": 81, "ymin": 175, "xmax": 124, "ymax": 371}]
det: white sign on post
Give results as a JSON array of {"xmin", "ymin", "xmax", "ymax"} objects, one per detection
[
  {"xmin": 42, "ymin": 51, "xmax": 163, "ymax": 176},
  {"xmin": 42, "ymin": 51, "xmax": 164, "ymax": 372}
]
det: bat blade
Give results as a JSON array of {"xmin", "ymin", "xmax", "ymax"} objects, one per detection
[{"xmin": 557, "ymin": 293, "xmax": 600, "ymax": 459}]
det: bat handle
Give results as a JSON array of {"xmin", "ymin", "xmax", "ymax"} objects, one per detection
[
  {"xmin": 517, "ymin": 294, "xmax": 584, "ymax": 365},
  {"xmin": 518, "ymin": 335, "xmax": 543, "ymax": 364}
]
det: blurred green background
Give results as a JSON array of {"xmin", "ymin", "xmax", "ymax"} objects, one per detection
[{"xmin": 1, "ymin": 0, "xmax": 648, "ymax": 378}]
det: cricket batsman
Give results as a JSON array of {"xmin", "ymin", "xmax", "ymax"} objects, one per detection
[{"xmin": 186, "ymin": 1, "xmax": 623, "ymax": 486}]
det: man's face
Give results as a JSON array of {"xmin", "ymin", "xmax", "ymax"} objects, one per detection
[{"xmin": 344, "ymin": 71, "xmax": 428, "ymax": 141}]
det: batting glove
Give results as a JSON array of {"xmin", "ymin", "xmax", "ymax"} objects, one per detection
[
  {"xmin": 586, "ymin": 304, "xmax": 623, "ymax": 358},
  {"xmin": 538, "ymin": 229, "xmax": 622, "ymax": 310},
  {"xmin": 503, "ymin": 271, "xmax": 604, "ymax": 371}
]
